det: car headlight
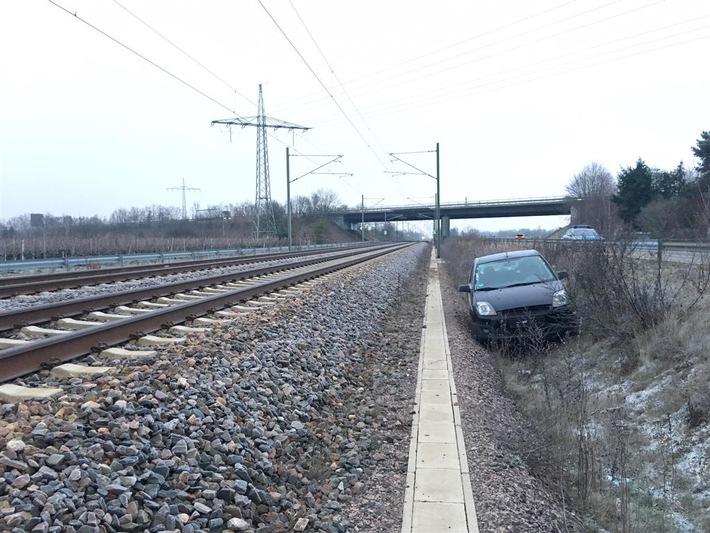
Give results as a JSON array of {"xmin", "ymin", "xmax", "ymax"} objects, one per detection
[
  {"xmin": 475, "ymin": 301, "xmax": 497, "ymax": 316},
  {"xmin": 552, "ymin": 289, "xmax": 568, "ymax": 308}
]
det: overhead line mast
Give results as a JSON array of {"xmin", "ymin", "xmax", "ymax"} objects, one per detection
[{"xmin": 212, "ymin": 85, "xmax": 310, "ymax": 239}]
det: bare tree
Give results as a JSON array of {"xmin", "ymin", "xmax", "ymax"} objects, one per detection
[
  {"xmin": 310, "ymin": 189, "xmax": 340, "ymax": 215},
  {"xmin": 566, "ymin": 162, "xmax": 617, "ymax": 234},
  {"xmin": 566, "ymin": 162, "xmax": 616, "ymax": 198},
  {"xmin": 292, "ymin": 195, "xmax": 312, "ymax": 217}
]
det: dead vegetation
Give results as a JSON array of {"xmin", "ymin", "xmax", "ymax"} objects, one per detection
[
  {"xmin": 442, "ymin": 235, "xmax": 710, "ymax": 532},
  {"xmin": 0, "ymin": 215, "xmax": 361, "ymax": 260}
]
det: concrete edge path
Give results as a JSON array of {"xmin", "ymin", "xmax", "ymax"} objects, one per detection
[{"xmin": 401, "ymin": 253, "xmax": 479, "ymax": 532}]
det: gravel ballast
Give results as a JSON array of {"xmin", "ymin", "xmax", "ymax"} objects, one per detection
[
  {"xmin": 0, "ymin": 245, "xmax": 427, "ymax": 532},
  {"xmin": 2, "ymin": 253, "xmax": 347, "ymax": 312},
  {"xmin": 0, "ymin": 244, "xmax": 584, "ymax": 532}
]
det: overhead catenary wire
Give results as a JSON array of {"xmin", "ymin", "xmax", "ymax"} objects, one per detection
[
  {"xmin": 111, "ymin": 0, "xmax": 254, "ymax": 108},
  {"xmin": 269, "ymin": 0, "xmax": 579, "ymax": 113},
  {"xmin": 55, "ymin": 0, "xmax": 384, "ymax": 193},
  {"xmin": 343, "ymin": 0, "xmax": 668, "ymax": 100},
  {"xmin": 344, "ymin": 29, "xmax": 710, "ymax": 122},
  {"xmin": 269, "ymin": 0, "xmax": 631, "ymax": 113},
  {"xmin": 261, "ymin": 1, "xmax": 676, "ymax": 203},
  {"xmin": 292, "ymin": 8, "xmax": 710, "ymax": 126},
  {"xmin": 106, "ymin": 1, "xmax": 376, "ymax": 192},
  {"xmin": 46, "ymin": 0, "xmax": 238, "ymax": 116},
  {"xmin": 349, "ymin": 0, "xmax": 632, "ymax": 96},
  {"xmin": 37, "ymin": 0, "xmax": 709, "ymax": 212},
  {"xmin": 270, "ymin": 0, "xmax": 671, "ymax": 119},
  {"xmin": 46, "ymin": 0, "xmax": 316, "ymax": 159},
  {"xmin": 355, "ymin": 0, "xmax": 580, "ymax": 82},
  {"xmin": 287, "ymin": 0, "xmax": 391, "ymax": 167},
  {"xmin": 257, "ymin": 0, "xmax": 388, "ymax": 169}
]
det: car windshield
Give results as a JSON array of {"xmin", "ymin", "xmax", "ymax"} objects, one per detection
[
  {"xmin": 474, "ymin": 256, "xmax": 556, "ymax": 290},
  {"xmin": 566, "ymin": 228, "xmax": 598, "ymax": 238}
]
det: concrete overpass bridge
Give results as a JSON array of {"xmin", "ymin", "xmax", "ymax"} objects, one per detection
[{"xmin": 333, "ymin": 196, "xmax": 580, "ymax": 231}]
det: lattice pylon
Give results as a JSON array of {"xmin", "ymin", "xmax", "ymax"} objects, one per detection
[
  {"xmin": 254, "ymin": 85, "xmax": 274, "ymax": 238},
  {"xmin": 212, "ymin": 85, "xmax": 310, "ymax": 240}
]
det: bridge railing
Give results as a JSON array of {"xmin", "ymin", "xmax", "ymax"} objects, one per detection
[{"xmin": 336, "ymin": 196, "xmax": 577, "ymax": 214}]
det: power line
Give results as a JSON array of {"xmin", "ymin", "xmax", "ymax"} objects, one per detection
[
  {"xmin": 269, "ymin": 0, "xmax": 629, "ymax": 113},
  {"xmin": 310, "ymin": 0, "xmax": 667, "ymax": 108},
  {"xmin": 47, "ymin": 0, "xmax": 311, "ymax": 158},
  {"xmin": 47, "ymin": 0, "xmax": 237, "ymax": 115},
  {"xmin": 287, "ymin": 0, "xmax": 391, "ymax": 164},
  {"xmin": 288, "ymin": 10, "xmax": 709, "ymax": 124},
  {"xmin": 257, "ymin": 0, "xmax": 388, "ymax": 168},
  {"xmin": 350, "ymin": 29, "xmax": 710, "ymax": 120},
  {"xmin": 268, "ymin": 0, "xmax": 577, "ymax": 113},
  {"xmin": 269, "ymin": 0, "xmax": 673, "ymax": 124},
  {"xmin": 356, "ymin": 0, "xmax": 580, "ymax": 82},
  {"xmin": 337, "ymin": 0, "xmax": 619, "ymax": 98},
  {"xmin": 111, "ymin": 0, "xmax": 254, "ymax": 107}
]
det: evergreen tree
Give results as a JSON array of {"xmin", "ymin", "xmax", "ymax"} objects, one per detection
[
  {"xmin": 613, "ymin": 159, "xmax": 656, "ymax": 224},
  {"xmin": 691, "ymin": 131, "xmax": 710, "ymax": 179},
  {"xmin": 653, "ymin": 162, "xmax": 687, "ymax": 199}
]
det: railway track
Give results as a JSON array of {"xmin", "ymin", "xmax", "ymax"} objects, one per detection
[
  {"xmin": 0, "ymin": 245, "xmax": 367, "ymax": 298},
  {"xmin": 0, "ymin": 243, "xmax": 410, "ymax": 383},
  {"xmin": 0, "ymin": 245, "xmax": 394, "ymax": 331}
]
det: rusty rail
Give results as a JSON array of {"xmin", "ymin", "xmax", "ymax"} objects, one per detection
[{"xmin": 0, "ymin": 243, "xmax": 412, "ymax": 382}]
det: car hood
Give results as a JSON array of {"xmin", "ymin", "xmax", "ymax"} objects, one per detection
[{"xmin": 474, "ymin": 280, "xmax": 564, "ymax": 311}]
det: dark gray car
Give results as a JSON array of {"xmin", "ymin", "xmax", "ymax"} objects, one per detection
[
  {"xmin": 561, "ymin": 226, "xmax": 603, "ymax": 240},
  {"xmin": 458, "ymin": 249, "xmax": 577, "ymax": 344}
]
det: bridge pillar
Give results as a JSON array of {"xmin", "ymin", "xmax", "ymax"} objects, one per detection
[
  {"xmin": 330, "ymin": 215, "xmax": 349, "ymax": 231},
  {"xmin": 442, "ymin": 216, "xmax": 450, "ymax": 238},
  {"xmin": 570, "ymin": 204, "xmax": 580, "ymax": 225}
]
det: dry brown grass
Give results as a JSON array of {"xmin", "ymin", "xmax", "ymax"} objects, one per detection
[
  {"xmin": 0, "ymin": 216, "xmax": 361, "ymax": 260},
  {"xmin": 441, "ymin": 235, "xmax": 710, "ymax": 532}
]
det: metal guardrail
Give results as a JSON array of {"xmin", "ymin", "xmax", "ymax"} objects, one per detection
[
  {"xmin": 0, "ymin": 242, "xmax": 363, "ymax": 274},
  {"xmin": 493, "ymin": 237, "xmax": 710, "ymax": 253}
]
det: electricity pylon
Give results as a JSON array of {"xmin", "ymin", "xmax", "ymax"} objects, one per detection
[
  {"xmin": 168, "ymin": 178, "xmax": 200, "ymax": 219},
  {"xmin": 212, "ymin": 85, "xmax": 310, "ymax": 239}
]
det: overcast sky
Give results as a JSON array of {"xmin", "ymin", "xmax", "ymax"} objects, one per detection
[{"xmin": 1, "ymin": 0, "xmax": 708, "ymax": 232}]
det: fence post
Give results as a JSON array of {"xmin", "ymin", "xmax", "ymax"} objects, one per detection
[{"xmin": 657, "ymin": 239, "xmax": 663, "ymax": 271}]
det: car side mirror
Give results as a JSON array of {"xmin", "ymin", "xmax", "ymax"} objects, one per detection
[
  {"xmin": 458, "ymin": 284, "xmax": 471, "ymax": 293},
  {"xmin": 557, "ymin": 270, "xmax": 568, "ymax": 280}
]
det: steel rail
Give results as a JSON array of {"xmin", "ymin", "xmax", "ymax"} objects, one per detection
[
  {"xmin": 0, "ymin": 245, "xmax": 396, "ymax": 333},
  {"xmin": 0, "ymin": 246, "xmax": 368, "ymax": 297},
  {"xmin": 0, "ymin": 243, "xmax": 412, "ymax": 382}
]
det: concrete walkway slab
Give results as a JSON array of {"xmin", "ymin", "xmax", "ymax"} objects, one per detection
[
  {"xmin": 414, "ymin": 468, "xmax": 465, "ymax": 502},
  {"xmin": 412, "ymin": 502, "xmax": 468, "ymax": 532},
  {"xmin": 418, "ymin": 403, "xmax": 454, "ymax": 423},
  {"xmin": 416, "ymin": 442, "xmax": 461, "ymax": 470},
  {"xmin": 417, "ymin": 420, "xmax": 457, "ymax": 443},
  {"xmin": 401, "ymin": 251, "xmax": 478, "ymax": 533}
]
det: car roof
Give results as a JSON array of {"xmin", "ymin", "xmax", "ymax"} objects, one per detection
[{"xmin": 475, "ymin": 249, "xmax": 541, "ymax": 265}]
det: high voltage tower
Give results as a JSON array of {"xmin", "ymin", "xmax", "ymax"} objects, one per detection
[
  {"xmin": 167, "ymin": 178, "xmax": 200, "ymax": 220},
  {"xmin": 212, "ymin": 85, "xmax": 310, "ymax": 239}
]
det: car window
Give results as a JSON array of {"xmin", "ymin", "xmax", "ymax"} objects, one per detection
[
  {"xmin": 565, "ymin": 228, "xmax": 599, "ymax": 238},
  {"xmin": 475, "ymin": 256, "xmax": 555, "ymax": 289}
]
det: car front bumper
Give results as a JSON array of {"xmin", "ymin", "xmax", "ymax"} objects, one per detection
[{"xmin": 470, "ymin": 306, "xmax": 577, "ymax": 343}]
